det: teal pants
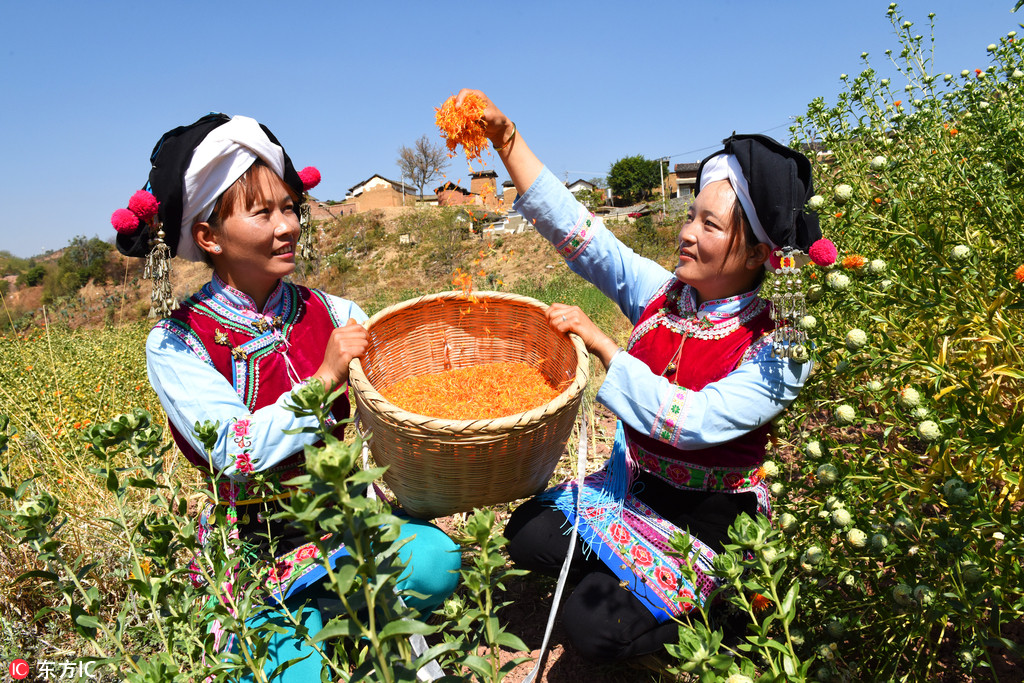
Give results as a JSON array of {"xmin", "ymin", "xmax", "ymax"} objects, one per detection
[{"xmin": 239, "ymin": 518, "xmax": 460, "ymax": 681}]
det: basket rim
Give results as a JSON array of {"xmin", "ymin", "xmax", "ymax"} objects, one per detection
[{"xmin": 348, "ymin": 290, "xmax": 589, "ymax": 434}]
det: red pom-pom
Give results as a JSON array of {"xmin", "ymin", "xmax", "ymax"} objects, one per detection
[
  {"xmin": 128, "ymin": 190, "xmax": 160, "ymax": 221},
  {"xmin": 111, "ymin": 208, "xmax": 140, "ymax": 234},
  {"xmin": 298, "ymin": 166, "xmax": 321, "ymax": 192},
  {"xmin": 808, "ymin": 238, "xmax": 838, "ymax": 267}
]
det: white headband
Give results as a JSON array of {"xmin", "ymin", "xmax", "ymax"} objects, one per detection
[
  {"xmin": 699, "ymin": 154, "xmax": 774, "ymax": 249},
  {"xmin": 178, "ymin": 115, "xmax": 286, "ymax": 262}
]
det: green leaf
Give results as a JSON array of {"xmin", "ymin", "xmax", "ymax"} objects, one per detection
[
  {"xmin": 313, "ymin": 617, "xmax": 361, "ymax": 642},
  {"xmin": 105, "ymin": 467, "xmax": 119, "ymax": 493}
]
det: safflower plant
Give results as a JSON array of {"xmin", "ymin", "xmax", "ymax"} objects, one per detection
[{"xmin": 658, "ymin": 5, "xmax": 1024, "ymax": 681}]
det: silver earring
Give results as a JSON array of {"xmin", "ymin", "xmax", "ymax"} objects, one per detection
[{"xmin": 212, "ymin": 246, "xmax": 222, "ymax": 254}]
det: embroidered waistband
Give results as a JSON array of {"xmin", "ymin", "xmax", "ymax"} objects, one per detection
[{"xmin": 632, "ymin": 445, "xmax": 762, "ymax": 492}]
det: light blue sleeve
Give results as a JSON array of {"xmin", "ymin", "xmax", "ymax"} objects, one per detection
[
  {"xmin": 596, "ymin": 335, "xmax": 812, "ymax": 450},
  {"xmin": 513, "ymin": 168, "xmax": 674, "ymax": 325}
]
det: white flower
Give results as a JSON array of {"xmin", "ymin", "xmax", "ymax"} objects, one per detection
[
  {"xmin": 898, "ymin": 387, "xmax": 921, "ymax": 409},
  {"xmin": 725, "ymin": 675, "xmax": 754, "ymax": 683},
  {"xmin": 870, "ymin": 155, "xmax": 887, "ymax": 171},
  {"xmin": 834, "ymin": 404, "xmax": 856, "ymax": 425},
  {"xmin": 912, "ymin": 406, "xmax": 929, "ymax": 420},
  {"xmin": 845, "ymin": 328, "xmax": 868, "ymax": 351},
  {"xmin": 806, "ymin": 440, "xmax": 823, "ymax": 458},
  {"xmin": 1013, "ymin": 69, "xmax": 1024, "ymax": 80},
  {"xmin": 834, "ymin": 184, "xmax": 854, "ymax": 204},
  {"xmin": 807, "ymin": 194, "xmax": 825, "ymax": 211},
  {"xmin": 987, "ymin": 43, "xmax": 998, "ymax": 52},
  {"xmin": 961, "ymin": 69, "xmax": 970, "ymax": 77},
  {"xmin": 879, "ymin": 278, "xmax": 893, "ymax": 291},
  {"xmin": 826, "ymin": 271, "xmax": 851, "ymax": 291},
  {"xmin": 832, "ymin": 508, "xmax": 852, "ymax": 527},
  {"xmin": 917, "ymin": 420, "xmax": 941, "ymax": 441},
  {"xmin": 992, "ymin": 531, "xmax": 1005, "ymax": 541},
  {"xmin": 770, "ymin": 482, "xmax": 785, "ymax": 496},
  {"xmin": 761, "ymin": 460, "xmax": 780, "ymax": 477},
  {"xmin": 847, "ymin": 528, "xmax": 867, "ymax": 547},
  {"xmin": 797, "ymin": 314, "xmax": 818, "ymax": 331},
  {"xmin": 881, "ymin": 78, "xmax": 890, "ymax": 86},
  {"xmin": 867, "ymin": 258, "xmax": 887, "ymax": 275},
  {"xmin": 951, "ymin": 244, "xmax": 971, "ymax": 260},
  {"xmin": 866, "ymin": 379, "xmax": 884, "ymax": 393}
]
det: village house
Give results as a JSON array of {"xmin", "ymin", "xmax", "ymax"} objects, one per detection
[{"xmin": 339, "ymin": 174, "xmax": 420, "ymax": 215}]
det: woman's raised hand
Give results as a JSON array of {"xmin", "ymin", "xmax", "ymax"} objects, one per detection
[
  {"xmin": 454, "ymin": 88, "xmax": 543, "ymax": 193},
  {"xmin": 547, "ymin": 303, "xmax": 621, "ymax": 369},
  {"xmin": 313, "ymin": 318, "xmax": 370, "ymax": 388}
]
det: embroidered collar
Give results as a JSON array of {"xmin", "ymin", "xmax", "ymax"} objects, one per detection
[
  {"xmin": 210, "ymin": 272, "xmax": 286, "ymax": 316},
  {"xmin": 676, "ymin": 282, "xmax": 762, "ymax": 323}
]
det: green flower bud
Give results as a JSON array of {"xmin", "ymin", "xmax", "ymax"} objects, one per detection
[
  {"xmin": 306, "ymin": 440, "xmax": 357, "ymax": 483},
  {"xmin": 845, "ymin": 328, "xmax": 868, "ymax": 351},
  {"xmin": 834, "ymin": 404, "xmax": 856, "ymax": 425},
  {"xmin": 871, "ymin": 533, "xmax": 889, "ymax": 551},
  {"xmin": 962, "ymin": 563, "xmax": 984, "ymax": 585},
  {"xmin": 879, "ymin": 278, "xmax": 893, "ymax": 291},
  {"xmin": 847, "ymin": 528, "xmax": 867, "ymax": 547},
  {"xmin": 881, "ymin": 78, "xmax": 890, "ymax": 86},
  {"xmin": 818, "ymin": 643, "xmax": 836, "ymax": 661},
  {"xmin": 826, "ymin": 271, "xmax": 851, "ymax": 291},
  {"xmin": 725, "ymin": 675, "xmax": 754, "ymax": 683},
  {"xmin": 712, "ymin": 552, "xmax": 743, "ymax": 580},
  {"xmin": 951, "ymin": 244, "xmax": 971, "ymax": 260},
  {"xmin": 807, "ymin": 194, "xmax": 825, "ymax": 211},
  {"xmin": 867, "ymin": 258, "xmax": 887, "ymax": 275},
  {"xmin": 1013, "ymin": 69, "xmax": 1024, "ymax": 80},
  {"xmin": 770, "ymin": 482, "xmax": 785, "ymax": 496},
  {"xmin": 779, "ymin": 512, "xmax": 797, "ymax": 531},
  {"xmin": 870, "ymin": 155, "xmax": 887, "ymax": 171},
  {"xmin": 804, "ymin": 545, "xmax": 824, "ymax": 564},
  {"xmin": 911, "ymin": 406, "xmax": 929, "ymax": 420},
  {"xmin": 866, "ymin": 379, "xmax": 884, "ymax": 393},
  {"xmin": 914, "ymin": 584, "xmax": 935, "ymax": 606},
  {"xmin": 806, "ymin": 440, "xmax": 823, "ymax": 458},
  {"xmin": 948, "ymin": 486, "xmax": 971, "ymax": 504},
  {"xmin": 797, "ymin": 314, "xmax": 818, "ymax": 331},
  {"xmin": 833, "ymin": 184, "xmax": 854, "ymax": 204},
  {"xmin": 898, "ymin": 387, "xmax": 921, "ymax": 409},
  {"xmin": 790, "ymin": 628, "xmax": 806, "ymax": 646},
  {"xmin": 892, "ymin": 583, "xmax": 915, "ymax": 606},
  {"xmin": 987, "ymin": 43, "xmax": 998, "ymax": 52},
  {"xmin": 817, "ymin": 464, "xmax": 839, "ymax": 485},
  {"xmin": 961, "ymin": 69, "xmax": 970, "ymax": 77},
  {"xmin": 892, "ymin": 515, "xmax": 913, "ymax": 533},
  {"xmin": 760, "ymin": 546, "xmax": 779, "ymax": 563},
  {"xmin": 917, "ymin": 420, "xmax": 941, "ymax": 441},
  {"xmin": 826, "ymin": 620, "xmax": 845, "ymax": 638},
  {"xmin": 942, "ymin": 477, "xmax": 965, "ymax": 498},
  {"xmin": 807, "ymin": 284, "xmax": 824, "ymax": 302},
  {"xmin": 831, "ymin": 508, "xmax": 852, "ymax": 527}
]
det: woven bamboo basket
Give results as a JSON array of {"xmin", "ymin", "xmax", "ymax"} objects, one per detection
[{"xmin": 348, "ymin": 290, "xmax": 589, "ymax": 519}]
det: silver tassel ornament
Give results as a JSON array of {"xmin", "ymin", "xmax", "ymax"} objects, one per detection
[
  {"xmin": 297, "ymin": 201, "xmax": 321, "ymax": 272},
  {"xmin": 769, "ymin": 247, "xmax": 809, "ymax": 363},
  {"xmin": 144, "ymin": 227, "xmax": 177, "ymax": 318}
]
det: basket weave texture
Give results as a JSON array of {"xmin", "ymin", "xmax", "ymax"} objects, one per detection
[{"xmin": 348, "ymin": 291, "xmax": 589, "ymax": 519}]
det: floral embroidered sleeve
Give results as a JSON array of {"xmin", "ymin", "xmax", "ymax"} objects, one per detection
[
  {"xmin": 596, "ymin": 340, "xmax": 811, "ymax": 449},
  {"xmin": 146, "ymin": 326, "xmax": 334, "ymax": 481},
  {"xmin": 514, "ymin": 168, "xmax": 674, "ymax": 325}
]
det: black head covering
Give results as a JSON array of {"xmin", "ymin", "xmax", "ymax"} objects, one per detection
[
  {"xmin": 695, "ymin": 133, "xmax": 821, "ymax": 252},
  {"xmin": 116, "ymin": 113, "xmax": 305, "ymax": 258}
]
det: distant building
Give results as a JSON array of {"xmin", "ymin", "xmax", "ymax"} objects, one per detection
[{"xmin": 343, "ymin": 174, "xmax": 419, "ymax": 212}]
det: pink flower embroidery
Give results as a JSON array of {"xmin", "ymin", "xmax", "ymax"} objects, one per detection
[
  {"xmin": 582, "ymin": 506, "xmax": 602, "ymax": 519},
  {"xmin": 640, "ymin": 453, "xmax": 660, "ymax": 472},
  {"xmin": 234, "ymin": 453, "xmax": 254, "ymax": 475},
  {"xmin": 630, "ymin": 545, "xmax": 655, "ymax": 567},
  {"xmin": 665, "ymin": 463, "xmax": 691, "ymax": 486},
  {"xmin": 294, "ymin": 545, "xmax": 318, "ymax": 562},
  {"xmin": 722, "ymin": 472, "xmax": 744, "ymax": 490},
  {"xmin": 233, "ymin": 419, "xmax": 252, "ymax": 437},
  {"xmin": 609, "ymin": 522, "xmax": 631, "ymax": 545},
  {"xmin": 654, "ymin": 566, "xmax": 677, "ymax": 591},
  {"xmin": 677, "ymin": 588, "xmax": 696, "ymax": 612},
  {"xmin": 267, "ymin": 560, "xmax": 293, "ymax": 584}
]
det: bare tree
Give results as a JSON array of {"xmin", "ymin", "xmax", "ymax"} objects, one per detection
[{"xmin": 397, "ymin": 134, "xmax": 450, "ymax": 198}]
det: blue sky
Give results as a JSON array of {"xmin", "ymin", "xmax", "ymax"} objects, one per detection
[{"xmin": 1, "ymin": 1, "xmax": 1020, "ymax": 258}]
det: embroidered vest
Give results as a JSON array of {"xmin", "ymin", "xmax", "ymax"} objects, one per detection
[
  {"xmin": 158, "ymin": 281, "xmax": 349, "ymax": 471},
  {"xmin": 624, "ymin": 279, "xmax": 775, "ymax": 469}
]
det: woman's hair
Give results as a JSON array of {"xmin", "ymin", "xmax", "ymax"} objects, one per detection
[
  {"xmin": 724, "ymin": 195, "xmax": 765, "ymax": 285},
  {"xmin": 198, "ymin": 159, "xmax": 301, "ymax": 266}
]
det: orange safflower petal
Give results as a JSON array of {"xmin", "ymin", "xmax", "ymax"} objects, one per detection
[{"xmin": 751, "ymin": 593, "xmax": 772, "ymax": 612}]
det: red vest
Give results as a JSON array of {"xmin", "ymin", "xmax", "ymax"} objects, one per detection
[
  {"xmin": 624, "ymin": 279, "xmax": 775, "ymax": 469},
  {"xmin": 160, "ymin": 281, "xmax": 349, "ymax": 471}
]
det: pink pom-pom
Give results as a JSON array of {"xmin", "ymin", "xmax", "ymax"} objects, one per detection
[
  {"xmin": 298, "ymin": 166, "xmax": 321, "ymax": 192},
  {"xmin": 128, "ymin": 190, "xmax": 160, "ymax": 221},
  {"xmin": 111, "ymin": 208, "xmax": 141, "ymax": 234},
  {"xmin": 808, "ymin": 238, "xmax": 838, "ymax": 267}
]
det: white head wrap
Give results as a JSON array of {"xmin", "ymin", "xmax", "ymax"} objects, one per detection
[
  {"xmin": 698, "ymin": 154, "xmax": 774, "ymax": 249},
  {"xmin": 177, "ymin": 115, "xmax": 286, "ymax": 262}
]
